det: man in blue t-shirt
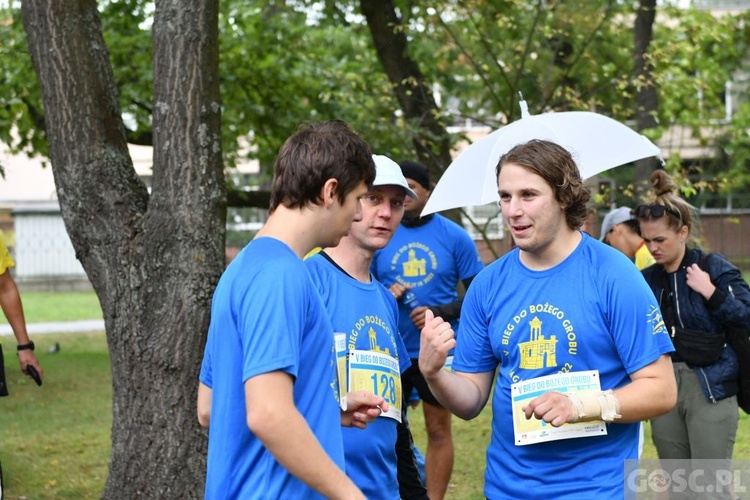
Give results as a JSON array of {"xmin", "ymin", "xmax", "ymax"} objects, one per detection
[
  {"xmin": 306, "ymin": 154, "xmax": 427, "ymax": 500},
  {"xmin": 372, "ymin": 160, "xmax": 484, "ymax": 499},
  {"xmin": 197, "ymin": 121, "xmax": 387, "ymax": 500},
  {"xmin": 419, "ymin": 140, "xmax": 677, "ymax": 499}
]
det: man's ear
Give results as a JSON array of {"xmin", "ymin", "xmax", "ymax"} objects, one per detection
[{"xmin": 320, "ymin": 178, "xmax": 338, "ymax": 207}]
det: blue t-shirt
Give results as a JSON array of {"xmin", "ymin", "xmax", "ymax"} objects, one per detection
[
  {"xmin": 371, "ymin": 214, "xmax": 484, "ymax": 357},
  {"xmin": 453, "ymin": 233, "xmax": 674, "ymax": 499},
  {"xmin": 306, "ymin": 253, "xmax": 411, "ymax": 500},
  {"xmin": 200, "ymin": 238, "xmax": 344, "ymax": 499}
]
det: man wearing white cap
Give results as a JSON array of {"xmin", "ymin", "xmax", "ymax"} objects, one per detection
[
  {"xmin": 306, "ymin": 155, "xmax": 427, "ymax": 500},
  {"xmin": 372, "ymin": 160, "xmax": 484, "ymax": 499},
  {"xmin": 600, "ymin": 206, "xmax": 655, "ymax": 270}
]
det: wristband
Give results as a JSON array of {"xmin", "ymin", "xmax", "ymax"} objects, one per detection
[{"xmin": 17, "ymin": 341, "xmax": 35, "ymax": 352}]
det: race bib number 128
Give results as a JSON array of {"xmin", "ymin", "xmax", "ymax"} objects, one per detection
[{"xmin": 348, "ymin": 349, "xmax": 402, "ymax": 422}]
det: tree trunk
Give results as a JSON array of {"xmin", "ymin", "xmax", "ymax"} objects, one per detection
[
  {"xmin": 359, "ymin": 0, "xmax": 453, "ymax": 183},
  {"xmin": 21, "ymin": 0, "xmax": 224, "ymax": 497},
  {"xmin": 633, "ymin": 0, "xmax": 660, "ymax": 194}
]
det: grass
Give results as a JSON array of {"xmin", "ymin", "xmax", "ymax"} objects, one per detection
[
  {"xmin": 1, "ymin": 291, "xmax": 108, "ymax": 498},
  {"xmin": 0, "ymin": 291, "xmax": 103, "ymax": 324},
  {"xmin": 408, "ymin": 404, "xmax": 491, "ymax": 498},
  {"xmin": 1, "ymin": 332, "xmax": 111, "ymax": 499},
  {"xmin": 4, "ymin": 290, "xmax": 750, "ymax": 498}
]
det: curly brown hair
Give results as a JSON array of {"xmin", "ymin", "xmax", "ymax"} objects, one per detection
[{"xmin": 494, "ymin": 139, "xmax": 591, "ymax": 230}]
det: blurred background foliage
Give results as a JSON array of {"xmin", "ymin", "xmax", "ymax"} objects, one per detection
[{"xmin": 1, "ymin": 0, "xmax": 749, "ymax": 212}]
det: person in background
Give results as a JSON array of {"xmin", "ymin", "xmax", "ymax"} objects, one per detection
[
  {"xmin": 600, "ymin": 205, "xmax": 656, "ymax": 458},
  {"xmin": 420, "ymin": 139, "xmax": 676, "ymax": 498},
  {"xmin": 0, "ymin": 234, "xmax": 43, "ymax": 499},
  {"xmin": 372, "ymin": 160, "xmax": 484, "ymax": 500},
  {"xmin": 197, "ymin": 120, "xmax": 386, "ymax": 500},
  {"xmin": 600, "ymin": 206, "xmax": 655, "ymax": 270},
  {"xmin": 0, "ymin": 234, "xmax": 43, "ymax": 390},
  {"xmin": 306, "ymin": 154, "xmax": 427, "ymax": 500},
  {"xmin": 637, "ymin": 169, "xmax": 750, "ymax": 462}
]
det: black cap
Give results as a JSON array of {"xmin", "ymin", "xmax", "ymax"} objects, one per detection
[{"xmin": 399, "ymin": 160, "xmax": 430, "ymax": 190}]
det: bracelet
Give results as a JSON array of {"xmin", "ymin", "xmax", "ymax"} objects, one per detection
[{"xmin": 17, "ymin": 341, "xmax": 35, "ymax": 352}]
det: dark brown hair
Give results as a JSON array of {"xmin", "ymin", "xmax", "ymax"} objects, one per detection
[
  {"xmin": 269, "ymin": 120, "xmax": 375, "ymax": 212},
  {"xmin": 636, "ymin": 169, "xmax": 696, "ymax": 233},
  {"xmin": 495, "ymin": 139, "xmax": 591, "ymax": 230}
]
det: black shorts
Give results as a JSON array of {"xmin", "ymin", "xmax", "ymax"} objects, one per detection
[{"xmin": 401, "ymin": 360, "xmax": 443, "ymax": 408}]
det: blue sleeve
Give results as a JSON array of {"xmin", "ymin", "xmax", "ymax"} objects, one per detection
[
  {"xmin": 602, "ymin": 254, "xmax": 674, "ymax": 374},
  {"xmin": 237, "ymin": 261, "xmax": 310, "ymax": 382}
]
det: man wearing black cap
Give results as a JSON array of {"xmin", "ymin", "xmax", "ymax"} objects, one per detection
[{"xmin": 372, "ymin": 160, "xmax": 484, "ymax": 500}]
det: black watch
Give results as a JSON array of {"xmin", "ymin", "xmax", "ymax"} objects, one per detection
[{"xmin": 17, "ymin": 341, "xmax": 35, "ymax": 352}]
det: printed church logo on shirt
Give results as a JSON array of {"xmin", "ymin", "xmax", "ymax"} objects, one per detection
[
  {"xmin": 503, "ymin": 303, "xmax": 579, "ymax": 383},
  {"xmin": 518, "ymin": 317, "xmax": 558, "ymax": 369},
  {"xmin": 389, "ymin": 242, "xmax": 438, "ymax": 288},
  {"xmin": 368, "ymin": 327, "xmax": 390, "ymax": 355},
  {"xmin": 348, "ymin": 314, "xmax": 400, "ymax": 359},
  {"xmin": 402, "ymin": 249, "xmax": 426, "ymax": 277}
]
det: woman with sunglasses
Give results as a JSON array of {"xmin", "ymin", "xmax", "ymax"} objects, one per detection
[{"xmin": 637, "ymin": 169, "xmax": 750, "ymax": 462}]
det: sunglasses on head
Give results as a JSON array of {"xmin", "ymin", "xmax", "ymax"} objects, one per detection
[{"xmin": 634, "ymin": 204, "xmax": 679, "ymax": 219}]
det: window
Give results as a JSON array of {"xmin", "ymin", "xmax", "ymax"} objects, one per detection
[{"xmin": 462, "ymin": 203, "xmax": 504, "ymax": 240}]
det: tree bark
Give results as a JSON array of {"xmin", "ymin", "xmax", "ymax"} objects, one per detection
[
  {"xmin": 633, "ymin": 0, "xmax": 660, "ymax": 192},
  {"xmin": 21, "ymin": 0, "xmax": 224, "ymax": 497},
  {"xmin": 359, "ymin": 0, "xmax": 454, "ymax": 183}
]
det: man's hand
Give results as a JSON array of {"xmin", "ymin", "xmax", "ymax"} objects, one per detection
[
  {"xmin": 418, "ymin": 309, "xmax": 455, "ymax": 378},
  {"xmin": 409, "ymin": 306, "xmax": 430, "ymax": 330},
  {"xmin": 388, "ymin": 283, "xmax": 407, "ymax": 300},
  {"xmin": 341, "ymin": 391, "xmax": 388, "ymax": 429},
  {"xmin": 522, "ymin": 391, "xmax": 577, "ymax": 427},
  {"xmin": 18, "ymin": 350, "xmax": 43, "ymax": 383}
]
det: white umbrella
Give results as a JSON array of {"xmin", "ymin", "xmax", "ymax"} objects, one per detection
[{"xmin": 422, "ymin": 99, "xmax": 661, "ymax": 216}]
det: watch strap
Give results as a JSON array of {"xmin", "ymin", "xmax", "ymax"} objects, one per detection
[{"xmin": 17, "ymin": 341, "xmax": 35, "ymax": 352}]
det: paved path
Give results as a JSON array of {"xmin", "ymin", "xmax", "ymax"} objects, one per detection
[{"xmin": 0, "ymin": 319, "xmax": 105, "ymax": 336}]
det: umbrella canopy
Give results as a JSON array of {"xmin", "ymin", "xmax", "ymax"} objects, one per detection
[{"xmin": 422, "ymin": 100, "xmax": 661, "ymax": 216}]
